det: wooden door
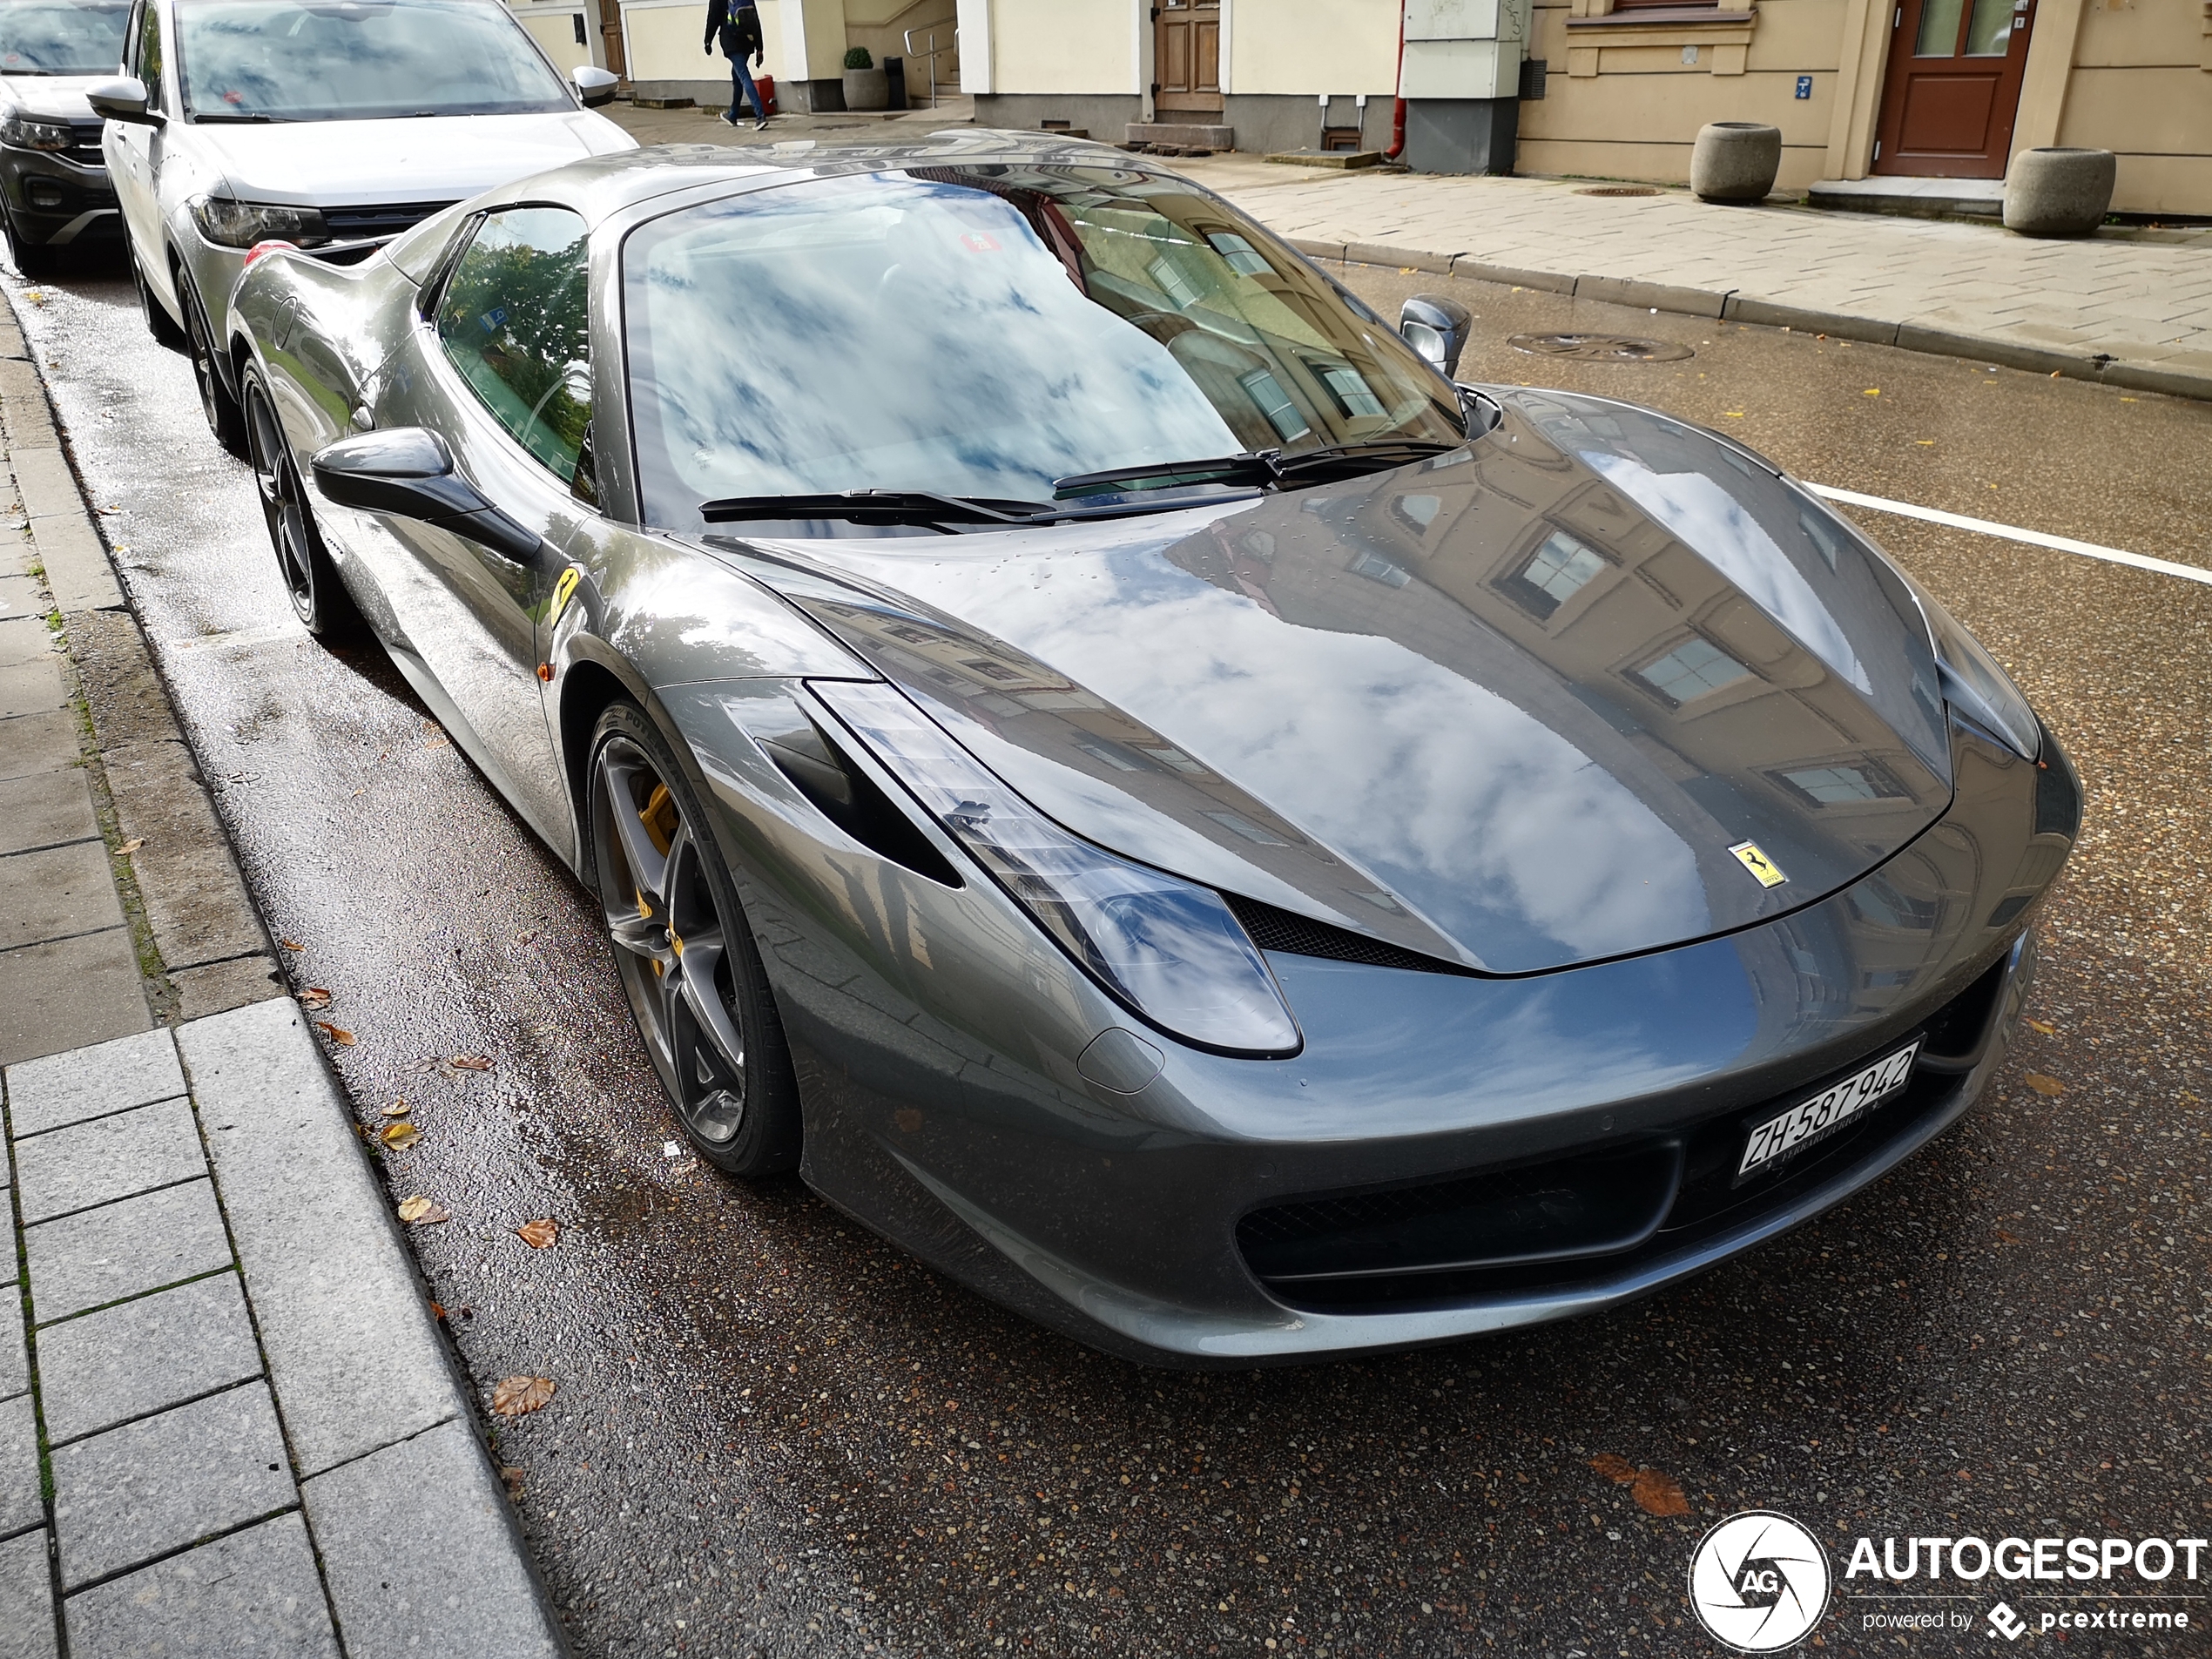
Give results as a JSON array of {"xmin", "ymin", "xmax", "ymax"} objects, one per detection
[
  {"xmin": 1873, "ymin": 0, "xmax": 2038, "ymax": 178},
  {"xmin": 598, "ymin": 0, "xmax": 624, "ymax": 78},
  {"xmin": 1154, "ymin": 0, "xmax": 1222, "ymax": 116}
]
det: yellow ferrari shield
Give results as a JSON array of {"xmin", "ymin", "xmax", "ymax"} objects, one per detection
[{"xmin": 1729, "ymin": 840, "xmax": 1787, "ymax": 888}]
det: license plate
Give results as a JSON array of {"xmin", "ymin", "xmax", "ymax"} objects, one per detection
[{"xmin": 1737, "ymin": 1041, "xmax": 1920, "ymax": 1183}]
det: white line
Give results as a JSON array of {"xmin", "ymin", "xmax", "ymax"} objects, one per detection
[{"xmin": 1807, "ymin": 482, "xmax": 2212, "ymax": 588}]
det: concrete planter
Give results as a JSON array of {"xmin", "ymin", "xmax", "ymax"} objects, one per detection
[
  {"xmin": 2003, "ymin": 148, "xmax": 2115, "ymax": 237},
  {"xmin": 841, "ymin": 67, "xmax": 888, "ymax": 111},
  {"xmin": 1691, "ymin": 122, "xmax": 1782, "ymax": 204}
]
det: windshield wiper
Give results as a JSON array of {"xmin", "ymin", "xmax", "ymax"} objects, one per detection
[
  {"xmin": 1052, "ymin": 453, "xmax": 1278, "ymax": 500},
  {"xmin": 192, "ymin": 111, "xmax": 284, "ymax": 123},
  {"xmin": 700, "ymin": 490, "xmax": 1057, "ymax": 528},
  {"xmin": 1273, "ymin": 439, "xmax": 1462, "ymax": 478}
]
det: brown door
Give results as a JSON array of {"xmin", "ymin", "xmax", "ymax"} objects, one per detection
[
  {"xmin": 598, "ymin": 0, "xmax": 624, "ymax": 78},
  {"xmin": 1154, "ymin": 0, "xmax": 1222, "ymax": 116},
  {"xmin": 1873, "ymin": 0, "xmax": 2038, "ymax": 178}
]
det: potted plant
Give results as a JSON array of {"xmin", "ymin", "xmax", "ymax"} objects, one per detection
[{"xmin": 842, "ymin": 46, "xmax": 888, "ymax": 111}]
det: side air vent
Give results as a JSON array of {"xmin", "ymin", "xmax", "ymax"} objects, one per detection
[
  {"xmin": 1224, "ymin": 894, "xmax": 1474, "ymax": 976},
  {"xmin": 760, "ymin": 717, "xmax": 962, "ymax": 888}
]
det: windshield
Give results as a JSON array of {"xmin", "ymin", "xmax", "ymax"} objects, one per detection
[
  {"xmin": 624, "ymin": 165, "xmax": 1467, "ymax": 530},
  {"xmin": 175, "ymin": 0, "xmax": 570, "ymax": 121},
  {"xmin": 0, "ymin": 0, "xmax": 127, "ymax": 74}
]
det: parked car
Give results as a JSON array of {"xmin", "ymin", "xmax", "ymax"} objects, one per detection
[
  {"xmin": 88, "ymin": 0, "xmax": 629, "ymax": 455},
  {"xmin": 0, "ymin": 0, "xmax": 130, "ymax": 272},
  {"xmin": 226, "ymin": 136, "xmax": 2079, "ymax": 1366}
]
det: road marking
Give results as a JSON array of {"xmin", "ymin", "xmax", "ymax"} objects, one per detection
[{"xmin": 1809, "ymin": 483, "xmax": 2212, "ymax": 588}]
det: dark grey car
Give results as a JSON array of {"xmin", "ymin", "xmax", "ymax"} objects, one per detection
[
  {"xmin": 0, "ymin": 0, "xmax": 127, "ymax": 271},
  {"xmin": 224, "ymin": 134, "xmax": 2079, "ymax": 1366}
]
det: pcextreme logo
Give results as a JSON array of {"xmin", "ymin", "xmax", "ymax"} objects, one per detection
[{"xmin": 1688, "ymin": 1511, "xmax": 1831, "ymax": 1652}]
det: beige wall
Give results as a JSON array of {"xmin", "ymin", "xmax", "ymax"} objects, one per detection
[
  {"xmin": 1231, "ymin": 0, "xmax": 1399, "ymax": 94},
  {"xmin": 620, "ymin": 0, "xmax": 803, "ymax": 89},
  {"xmin": 517, "ymin": 2, "xmax": 598, "ymax": 72},
  {"xmin": 2049, "ymin": 0, "xmax": 2212, "ymax": 215},
  {"xmin": 987, "ymin": 0, "xmax": 1133, "ymax": 95}
]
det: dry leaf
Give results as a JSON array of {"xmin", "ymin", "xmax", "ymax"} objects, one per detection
[
  {"xmin": 2024, "ymin": 1017, "xmax": 2055, "ymax": 1036},
  {"xmin": 1589, "ymin": 1453, "xmax": 1637, "ymax": 1484},
  {"xmin": 491, "ymin": 1376, "xmax": 556, "ymax": 1417},
  {"xmin": 1995, "ymin": 1227, "xmax": 2020, "ymax": 1244},
  {"xmin": 299, "ymin": 987, "xmax": 332, "ymax": 1011},
  {"xmin": 380, "ymin": 1122, "xmax": 422, "ymax": 1150},
  {"xmin": 2023, "ymin": 1072, "xmax": 2065, "ymax": 1096},
  {"xmin": 314, "ymin": 1022, "xmax": 355, "ymax": 1047},
  {"xmin": 1630, "ymin": 1468, "xmax": 1689, "ymax": 1517},
  {"xmin": 397, "ymin": 1196, "xmax": 448, "ymax": 1224},
  {"xmin": 280, "ymin": 937, "xmax": 304, "ymax": 951},
  {"xmin": 429, "ymin": 1300, "xmax": 448, "ymax": 1321},
  {"xmin": 516, "ymin": 1218, "xmax": 559, "ymax": 1250},
  {"xmin": 382, "ymin": 1098, "xmax": 410, "ymax": 1117},
  {"xmin": 118, "ymin": 837, "xmax": 144, "ymax": 854},
  {"xmin": 450, "ymin": 1054, "xmax": 493, "ymax": 1071},
  {"xmin": 1863, "ymin": 388, "xmax": 1880, "ymax": 397}
]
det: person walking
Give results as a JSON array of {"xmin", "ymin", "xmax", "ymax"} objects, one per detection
[{"xmin": 704, "ymin": 0, "xmax": 768, "ymax": 129}]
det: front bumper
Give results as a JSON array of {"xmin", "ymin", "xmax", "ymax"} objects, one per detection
[{"xmin": 1, "ymin": 145, "xmax": 118, "ymax": 246}]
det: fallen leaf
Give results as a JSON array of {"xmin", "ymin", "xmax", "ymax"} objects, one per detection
[
  {"xmin": 381, "ymin": 1122, "xmax": 422, "ymax": 1150},
  {"xmin": 501, "ymin": 1465, "xmax": 527, "ymax": 1495},
  {"xmin": 1995, "ymin": 1227, "xmax": 2020, "ymax": 1244},
  {"xmin": 2023, "ymin": 1017, "xmax": 2056, "ymax": 1036},
  {"xmin": 299, "ymin": 987, "xmax": 332, "ymax": 1011},
  {"xmin": 516, "ymin": 1218, "xmax": 559, "ymax": 1250},
  {"xmin": 492, "ymin": 1376, "xmax": 556, "ymax": 1417},
  {"xmin": 397, "ymin": 1196, "xmax": 448, "ymax": 1225},
  {"xmin": 118, "ymin": 837, "xmax": 144, "ymax": 854},
  {"xmin": 1629, "ymin": 1468, "xmax": 1689, "ymax": 1517},
  {"xmin": 1723, "ymin": 410, "xmax": 1744, "ymax": 418},
  {"xmin": 1863, "ymin": 388, "xmax": 1880, "ymax": 397},
  {"xmin": 382, "ymin": 1097, "xmax": 410, "ymax": 1117},
  {"xmin": 1588, "ymin": 1453, "xmax": 1637, "ymax": 1484},
  {"xmin": 280, "ymin": 937, "xmax": 304, "ymax": 951},
  {"xmin": 449, "ymin": 1054, "xmax": 493, "ymax": 1071},
  {"xmin": 2023, "ymin": 1072, "xmax": 2065, "ymax": 1096},
  {"xmin": 429, "ymin": 1301, "xmax": 448, "ymax": 1321},
  {"xmin": 314, "ymin": 1022, "xmax": 355, "ymax": 1047}
]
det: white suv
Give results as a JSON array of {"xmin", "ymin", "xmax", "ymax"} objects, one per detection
[{"xmin": 91, "ymin": 0, "xmax": 631, "ymax": 453}]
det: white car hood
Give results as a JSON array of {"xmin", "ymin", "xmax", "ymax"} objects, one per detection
[
  {"xmin": 0, "ymin": 75, "xmax": 110, "ymax": 120},
  {"xmin": 195, "ymin": 110, "xmax": 633, "ymax": 206}
]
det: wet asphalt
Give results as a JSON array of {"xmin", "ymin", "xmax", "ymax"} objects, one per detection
[{"xmin": 5, "ymin": 239, "xmax": 2207, "ymax": 1659}]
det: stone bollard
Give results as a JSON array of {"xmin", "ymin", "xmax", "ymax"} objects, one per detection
[
  {"xmin": 2003, "ymin": 148, "xmax": 2116, "ymax": 237},
  {"xmin": 1691, "ymin": 122, "xmax": 1782, "ymax": 204}
]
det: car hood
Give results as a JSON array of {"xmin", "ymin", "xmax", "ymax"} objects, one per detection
[
  {"xmin": 0, "ymin": 75, "xmax": 106, "ymax": 120},
  {"xmin": 698, "ymin": 388, "xmax": 1953, "ymax": 975},
  {"xmin": 192, "ymin": 111, "xmax": 633, "ymax": 206}
]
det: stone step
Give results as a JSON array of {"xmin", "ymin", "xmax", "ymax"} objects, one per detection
[
  {"xmin": 1807, "ymin": 175, "xmax": 2003, "ymax": 221},
  {"xmin": 1125, "ymin": 122, "xmax": 1232, "ymax": 152}
]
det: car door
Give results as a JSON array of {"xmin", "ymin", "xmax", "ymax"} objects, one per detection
[
  {"xmin": 368, "ymin": 205, "xmax": 598, "ymax": 846},
  {"xmin": 105, "ymin": 0, "xmax": 167, "ymax": 293}
]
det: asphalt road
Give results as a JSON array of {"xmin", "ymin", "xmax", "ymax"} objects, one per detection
[{"xmin": 7, "ymin": 235, "xmax": 2207, "ymax": 1659}]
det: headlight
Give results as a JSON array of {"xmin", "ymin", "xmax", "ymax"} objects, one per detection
[
  {"xmin": 813, "ymin": 679, "xmax": 1302, "ymax": 1057},
  {"xmin": 1, "ymin": 115, "xmax": 73, "ymax": 152},
  {"xmin": 1917, "ymin": 590, "xmax": 2040, "ymax": 760},
  {"xmin": 192, "ymin": 198, "xmax": 330, "ymax": 249}
]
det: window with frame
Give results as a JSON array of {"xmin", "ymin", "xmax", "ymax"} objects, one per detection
[
  {"xmin": 1631, "ymin": 636, "xmax": 1751, "ymax": 705},
  {"xmin": 132, "ymin": 0, "xmax": 163, "ymax": 107},
  {"xmin": 435, "ymin": 206, "xmax": 593, "ymax": 489}
]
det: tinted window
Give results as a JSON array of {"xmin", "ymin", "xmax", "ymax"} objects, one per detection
[
  {"xmin": 0, "ymin": 0, "xmax": 130, "ymax": 73},
  {"xmin": 132, "ymin": 0, "xmax": 160, "ymax": 101},
  {"xmin": 623, "ymin": 165, "xmax": 1465, "ymax": 530},
  {"xmin": 175, "ymin": 0, "xmax": 570, "ymax": 122},
  {"xmin": 436, "ymin": 206, "xmax": 591, "ymax": 483}
]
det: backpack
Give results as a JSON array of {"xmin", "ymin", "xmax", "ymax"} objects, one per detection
[{"xmin": 718, "ymin": 3, "xmax": 761, "ymax": 60}]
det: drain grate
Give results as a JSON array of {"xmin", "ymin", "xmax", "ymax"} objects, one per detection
[
  {"xmin": 1575, "ymin": 185, "xmax": 1662, "ymax": 198},
  {"xmin": 1507, "ymin": 333, "xmax": 1695, "ymax": 363}
]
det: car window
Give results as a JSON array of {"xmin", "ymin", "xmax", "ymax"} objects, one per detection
[
  {"xmin": 0, "ymin": 0, "xmax": 132, "ymax": 74},
  {"xmin": 173, "ymin": 0, "xmax": 570, "ymax": 122},
  {"xmin": 436, "ymin": 206, "xmax": 591, "ymax": 486},
  {"xmin": 132, "ymin": 0, "xmax": 161, "ymax": 105}
]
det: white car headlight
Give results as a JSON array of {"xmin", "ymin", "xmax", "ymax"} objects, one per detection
[
  {"xmin": 192, "ymin": 197, "xmax": 331, "ymax": 249},
  {"xmin": 1, "ymin": 115, "xmax": 73, "ymax": 152},
  {"xmin": 813, "ymin": 678, "xmax": 1302, "ymax": 1057},
  {"xmin": 1918, "ymin": 590, "xmax": 2040, "ymax": 761}
]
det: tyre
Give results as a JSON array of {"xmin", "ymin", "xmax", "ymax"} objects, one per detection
[
  {"xmin": 133, "ymin": 250, "xmax": 188, "ymax": 352},
  {"xmin": 242, "ymin": 365, "xmax": 362, "ymax": 641},
  {"xmin": 587, "ymin": 700, "xmax": 802, "ymax": 1177},
  {"xmin": 177, "ymin": 262, "xmax": 247, "ymax": 457},
  {"xmin": 2, "ymin": 200, "xmax": 55, "ymax": 278}
]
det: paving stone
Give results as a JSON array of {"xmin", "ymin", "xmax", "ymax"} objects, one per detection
[
  {"xmin": 0, "ymin": 769, "xmax": 98, "ymax": 858},
  {"xmin": 14, "ymin": 1098, "xmax": 206, "ymax": 1226},
  {"xmin": 62, "ymin": 1509, "xmax": 337, "ymax": 1659},
  {"xmin": 38, "ymin": 1274, "xmax": 260, "ymax": 1447},
  {"xmin": 0, "ymin": 1272, "xmax": 24, "ymax": 1402},
  {"xmin": 4, "ymin": 1028, "xmax": 182, "ymax": 1136},
  {"xmin": 0, "ymin": 615, "xmax": 51, "ymax": 669},
  {"xmin": 170, "ymin": 956, "xmax": 283, "ymax": 1022},
  {"xmin": 0, "ymin": 931, "xmax": 152, "ymax": 1071},
  {"xmin": 179, "ymin": 1001, "xmax": 463, "ymax": 1478},
  {"xmin": 0, "ymin": 1392, "xmax": 40, "ymax": 1541},
  {"xmin": 0, "ymin": 1529, "xmax": 57, "ymax": 1659},
  {"xmin": 0, "ymin": 840, "xmax": 125, "ymax": 951},
  {"xmin": 99, "ymin": 741, "xmax": 266, "ymax": 972},
  {"xmin": 25, "ymin": 1179, "xmax": 230, "ymax": 1324},
  {"xmin": 51, "ymin": 1382, "xmax": 293, "ymax": 1589},
  {"xmin": 0, "ymin": 655, "xmax": 67, "ymax": 721},
  {"xmin": 304, "ymin": 1420, "xmax": 560, "ymax": 1659},
  {"xmin": 0, "ymin": 711, "xmax": 76, "ymax": 785}
]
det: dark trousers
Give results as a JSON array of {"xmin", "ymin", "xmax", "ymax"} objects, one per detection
[{"xmin": 729, "ymin": 59, "xmax": 766, "ymax": 121}]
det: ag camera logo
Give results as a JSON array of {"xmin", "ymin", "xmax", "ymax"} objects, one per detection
[{"xmin": 1689, "ymin": 1511, "xmax": 1832, "ymax": 1651}]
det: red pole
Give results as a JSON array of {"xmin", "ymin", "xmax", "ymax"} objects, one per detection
[{"xmin": 1385, "ymin": 2, "xmax": 1408, "ymax": 159}]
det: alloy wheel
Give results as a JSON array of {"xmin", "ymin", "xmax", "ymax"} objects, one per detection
[
  {"xmin": 590, "ymin": 735, "xmax": 752, "ymax": 1146},
  {"xmin": 244, "ymin": 383, "xmax": 317, "ymax": 624}
]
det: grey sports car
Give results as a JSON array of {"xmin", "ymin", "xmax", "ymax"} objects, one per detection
[{"xmin": 226, "ymin": 133, "xmax": 2078, "ymax": 1366}]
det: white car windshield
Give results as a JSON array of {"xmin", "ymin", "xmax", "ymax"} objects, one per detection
[
  {"xmin": 624, "ymin": 166, "xmax": 1467, "ymax": 529},
  {"xmin": 0, "ymin": 0, "xmax": 129, "ymax": 74},
  {"xmin": 175, "ymin": 0, "xmax": 570, "ymax": 121}
]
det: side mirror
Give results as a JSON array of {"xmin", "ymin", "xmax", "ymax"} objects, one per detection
[
  {"xmin": 311, "ymin": 428, "xmax": 542, "ymax": 563},
  {"xmin": 573, "ymin": 64, "xmax": 619, "ymax": 108},
  {"xmin": 1400, "ymin": 293, "xmax": 1474, "ymax": 381},
  {"xmin": 86, "ymin": 76, "xmax": 158, "ymax": 125}
]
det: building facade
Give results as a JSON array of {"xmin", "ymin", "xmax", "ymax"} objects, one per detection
[{"xmin": 954, "ymin": 0, "xmax": 2212, "ymax": 216}]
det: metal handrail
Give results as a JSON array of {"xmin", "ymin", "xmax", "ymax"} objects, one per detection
[{"xmin": 902, "ymin": 25, "xmax": 955, "ymax": 110}]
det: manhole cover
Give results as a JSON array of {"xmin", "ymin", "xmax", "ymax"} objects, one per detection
[
  {"xmin": 1507, "ymin": 333, "xmax": 1695, "ymax": 363},
  {"xmin": 1575, "ymin": 185, "xmax": 1662, "ymax": 198}
]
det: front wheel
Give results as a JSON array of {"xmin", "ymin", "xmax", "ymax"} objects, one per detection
[
  {"xmin": 587, "ymin": 700, "xmax": 801, "ymax": 1177},
  {"xmin": 2, "ymin": 200, "xmax": 55, "ymax": 278},
  {"xmin": 133, "ymin": 249, "xmax": 188, "ymax": 352},
  {"xmin": 242, "ymin": 365, "xmax": 361, "ymax": 641},
  {"xmin": 178, "ymin": 263, "xmax": 246, "ymax": 457}
]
